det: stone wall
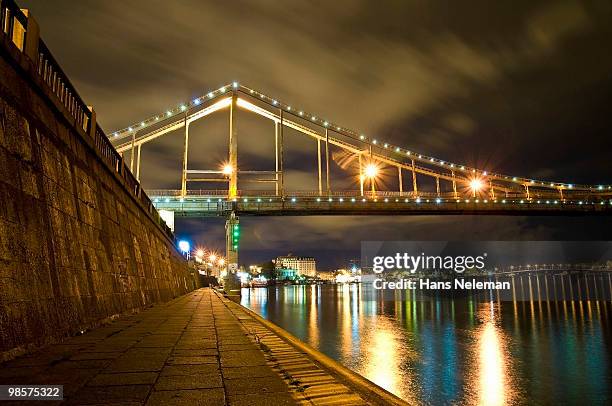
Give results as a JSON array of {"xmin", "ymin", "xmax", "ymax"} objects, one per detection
[{"xmin": 0, "ymin": 34, "xmax": 191, "ymax": 361}]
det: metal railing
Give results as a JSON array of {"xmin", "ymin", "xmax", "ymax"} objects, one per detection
[{"xmin": 0, "ymin": 0, "xmax": 174, "ymax": 242}]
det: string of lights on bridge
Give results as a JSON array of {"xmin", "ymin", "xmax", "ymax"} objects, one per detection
[
  {"xmin": 110, "ymin": 82, "xmax": 611, "ymax": 193},
  {"xmin": 153, "ymin": 196, "xmax": 612, "ymax": 206}
]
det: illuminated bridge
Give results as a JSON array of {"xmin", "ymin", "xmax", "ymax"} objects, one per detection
[{"xmin": 110, "ymin": 83, "xmax": 612, "ymax": 217}]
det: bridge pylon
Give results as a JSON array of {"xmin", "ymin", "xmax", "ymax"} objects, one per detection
[{"xmin": 224, "ymin": 211, "xmax": 241, "ymax": 294}]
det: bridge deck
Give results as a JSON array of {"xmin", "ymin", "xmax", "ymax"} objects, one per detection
[
  {"xmin": 0, "ymin": 289, "xmax": 397, "ymax": 405},
  {"xmin": 151, "ymin": 196, "xmax": 612, "ymax": 217}
]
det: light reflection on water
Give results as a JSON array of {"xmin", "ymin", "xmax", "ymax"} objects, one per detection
[{"xmin": 241, "ymin": 273, "xmax": 612, "ymax": 405}]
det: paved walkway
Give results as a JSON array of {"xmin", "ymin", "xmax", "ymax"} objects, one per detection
[{"xmin": 0, "ymin": 289, "xmax": 373, "ymax": 405}]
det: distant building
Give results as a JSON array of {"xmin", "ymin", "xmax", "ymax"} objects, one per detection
[
  {"xmin": 316, "ymin": 271, "xmax": 335, "ymax": 281},
  {"xmin": 276, "ymin": 268, "xmax": 297, "ymax": 281},
  {"xmin": 275, "ymin": 254, "xmax": 317, "ymax": 277}
]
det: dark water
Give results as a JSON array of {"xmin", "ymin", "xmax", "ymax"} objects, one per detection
[{"xmin": 241, "ymin": 273, "xmax": 612, "ymax": 405}]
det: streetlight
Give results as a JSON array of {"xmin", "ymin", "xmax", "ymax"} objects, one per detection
[{"xmin": 178, "ymin": 240, "xmax": 190, "ymax": 259}]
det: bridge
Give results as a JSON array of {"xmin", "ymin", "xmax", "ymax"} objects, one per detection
[{"xmin": 110, "ymin": 83, "xmax": 612, "ymax": 218}]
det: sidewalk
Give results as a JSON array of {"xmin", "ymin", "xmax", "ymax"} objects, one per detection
[{"xmin": 0, "ymin": 289, "xmax": 373, "ymax": 405}]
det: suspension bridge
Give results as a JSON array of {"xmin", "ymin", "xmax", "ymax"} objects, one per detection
[{"xmin": 110, "ymin": 82, "xmax": 612, "ymax": 218}]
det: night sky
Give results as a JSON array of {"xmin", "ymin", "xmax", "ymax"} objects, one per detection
[{"xmin": 20, "ymin": 1, "xmax": 612, "ymax": 268}]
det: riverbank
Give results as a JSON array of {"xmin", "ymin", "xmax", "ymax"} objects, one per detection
[{"xmin": 0, "ymin": 288, "xmax": 406, "ymax": 405}]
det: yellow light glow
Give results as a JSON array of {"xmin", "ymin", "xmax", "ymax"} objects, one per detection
[
  {"xmin": 195, "ymin": 249, "xmax": 204, "ymax": 258},
  {"xmin": 365, "ymin": 164, "xmax": 378, "ymax": 179},
  {"xmin": 470, "ymin": 178, "xmax": 483, "ymax": 191},
  {"xmin": 222, "ymin": 164, "xmax": 233, "ymax": 175},
  {"xmin": 218, "ymin": 258, "xmax": 225, "ymax": 266},
  {"xmin": 479, "ymin": 321, "xmax": 507, "ymax": 406},
  {"xmin": 209, "ymin": 254, "xmax": 217, "ymax": 262}
]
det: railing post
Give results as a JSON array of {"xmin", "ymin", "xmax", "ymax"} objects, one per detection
[
  {"xmin": 87, "ymin": 105, "xmax": 96, "ymax": 139},
  {"xmin": 21, "ymin": 9, "xmax": 39, "ymax": 62}
]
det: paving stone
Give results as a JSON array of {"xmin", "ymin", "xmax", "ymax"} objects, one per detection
[
  {"xmin": 87, "ymin": 372, "xmax": 159, "ymax": 386},
  {"xmin": 145, "ymin": 388, "xmax": 225, "ymax": 405},
  {"xmin": 229, "ymin": 392, "xmax": 298, "ymax": 405},
  {"xmin": 160, "ymin": 364, "xmax": 220, "ymax": 376},
  {"xmin": 154, "ymin": 374, "xmax": 223, "ymax": 390},
  {"xmin": 224, "ymin": 376, "xmax": 291, "ymax": 396},
  {"xmin": 67, "ymin": 384, "xmax": 151, "ymax": 404}
]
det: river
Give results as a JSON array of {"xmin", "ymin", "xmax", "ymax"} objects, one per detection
[{"xmin": 241, "ymin": 273, "xmax": 612, "ymax": 405}]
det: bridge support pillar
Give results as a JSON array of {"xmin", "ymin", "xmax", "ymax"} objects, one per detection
[
  {"xmin": 358, "ymin": 153, "xmax": 364, "ymax": 196},
  {"xmin": 452, "ymin": 171, "xmax": 458, "ymax": 199},
  {"xmin": 181, "ymin": 117, "xmax": 190, "ymax": 197},
  {"xmin": 411, "ymin": 159, "xmax": 418, "ymax": 195},
  {"xmin": 136, "ymin": 144, "xmax": 142, "ymax": 181},
  {"xmin": 325, "ymin": 128, "xmax": 330, "ymax": 195},
  {"xmin": 398, "ymin": 167, "xmax": 403, "ymax": 195},
  {"xmin": 228, "ymin": 94, "xmax": 238, "ymax": 199}
]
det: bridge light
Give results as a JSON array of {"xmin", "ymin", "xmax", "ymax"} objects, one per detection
[
  {"xmin": 272, "ymin": 100, "xmax": 278, "ymax": 105},
  {"xmin": 365, "ymin": 164, "xmax": 378, "ymax": 179},
  {"xmin": 232, "ymin": 82, "xmax": 238, "ymax": 88},
  {"xmin": 372, "ymin": 140, "xmax": 377, "ymax": 144},
  {"xmin": 598, "ymin": 185, "xmax": 603, "ymax": 190},
  {"xmin": 568, "ymin": 184, "xmax": 573, "ymax": 189},
  {"xmin": 128, "ymin": 127, "xmax": 133, "ymax": 132},
  {"xmin": 299, "ymin": 111, "xmax": 303, "ymax": 116},
  {"xmin": 287, "ymin": 106, "xmax": 291, "ymax": 111},
  {"xmin": 113, "ymin": 132, "xmax": 118, "ymax": 137},
  {"xmin": 384, "ymin": 143, "xmax": 388, "ymax": 148},
  {"xmin": 193, "ymin": 98, "xmax": 200, "ymax": 105},
  {"xmin": 512, "ymin": 177, "xmax": 517, "ymax": 181},
  {"xmin": 221, "ymin": 87, "xmax": 227, "ymax": 93},
  {"xmin": 311, "ymin": 116, "xmax": 316, "ymax": 121},
  {"xmin": 316, "ymin": 198, "xmax": 321, "ymax": 202},
  {"xmin": 167, "ymin": 111, "xmax": 172, "ymax": 116},
  {"xmin": 208, "ymin": 92, "xmax": 214, "ymax": 98},
  {"xmin": 416, "ymin": 198, "xmax": 421, "ymax": 203},
  {"xmin": 483, "ymin": 171, "xmax": 487, "ymax": 175},
  {"xmin": 360, "ymin": 135, "xmax": 365, "ymax": 140},
  {"xmin": 470, "ymin": 178, "xmax": 484, "ymax": 196},
  {"xmin": 141, "ymin": 122, "xmax": 145, "ymax": 127},
  {"xmin": 291, "ymin": 197, "xmax": 296, "ymax": 202},
  {"xmin": 339, "ymin": 198, "xmax": 344, "ymax": 202},
  {"xmin": 395, "ymin": 147, "xmax": 400, "ymax": 152},
  {"xmin": 461, "ymin": 165, "xmax": 465, "ymax": 170},
  {"xmin": 436, "ymin": 198, "xmax": 441, "ymax": 204},
  {"xmin": 430, "ymin": 158, "xmax": 435, "ymax": 162},
  {"xmin": 180, "ymin": 105, "xmax": 186, "ymax": 111},
  {"xmin": 324, "ymin": 121, "xmax": 329, "ymax": 127},
  {"xmin": 222, "ymin": 164, "xmax": 233, "ymax": 175}
]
